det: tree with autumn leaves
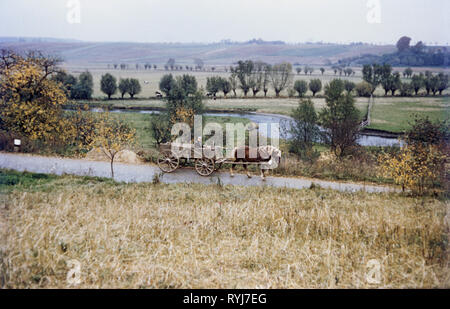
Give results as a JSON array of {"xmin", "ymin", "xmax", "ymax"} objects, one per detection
[
  {"xmin": 380, "ymin": 116, "xmax": 448, "ymax": 195},
  {"xmin": 0, "ymin": 50, "xmax": 136, "ymax": 176},
  {"xmin": 90, "ymin": 113, "xmax": 136, "ymax": 179},
  {"xmin": 0, "ymin": 50, "xmax": 68, "ymax": 143}
]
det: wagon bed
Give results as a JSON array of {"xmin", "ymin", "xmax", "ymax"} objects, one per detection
[{"xmin": 156, "ymin": 142, "xmax": 272, "ymax": 177}]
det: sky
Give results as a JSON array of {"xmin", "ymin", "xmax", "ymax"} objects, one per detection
[{"xmin": 0, "ymin": 0, "xmax": 448, "ymax": 45}]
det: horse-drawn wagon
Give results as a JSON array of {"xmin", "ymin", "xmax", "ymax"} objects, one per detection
[{"xmin": 156, "ymin": 142, "xmax": 281, "ymax": 179}]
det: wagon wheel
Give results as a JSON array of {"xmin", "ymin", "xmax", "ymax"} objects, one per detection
[
  {"xmin": 157, "ymin": 151, "xmax": 179, "ymax": 173},
  {"xmin": 195, "ymin": 158, "xmax": 215, "ymax": 176}
]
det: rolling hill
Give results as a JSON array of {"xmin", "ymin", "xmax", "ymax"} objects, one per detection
[{"xmin": 0, "ymin": 38, "xmax": 396, "ymax": 68}]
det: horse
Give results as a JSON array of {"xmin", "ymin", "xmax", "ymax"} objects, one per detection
[{"xmin": 229, "ymin": 145, "xmax": 281, "ymax": 180}]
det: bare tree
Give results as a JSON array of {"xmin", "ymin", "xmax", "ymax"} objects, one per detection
[{"xmin": 269, "ymin": 62, "xmax": 293, "ymax": 97}]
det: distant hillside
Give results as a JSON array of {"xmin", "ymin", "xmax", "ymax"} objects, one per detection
[
  {"xmin": 0, "ymin": 39, "xmax": 396, "ymax": 67},
  {"xmin": 338, "ymin": 40, "xmax": 449, "ymax": 67}
]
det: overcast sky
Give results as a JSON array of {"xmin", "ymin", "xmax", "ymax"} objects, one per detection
[{"xmin": 0, "ymin": 0, "xmax": 448, "ymax": 45}]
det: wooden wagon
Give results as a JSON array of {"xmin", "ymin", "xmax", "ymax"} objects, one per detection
[
  {"xmin": 157, "ymin": 142, "xmax": 222, "ymax": 176},
  {"xmin": 157, "ymin": 142, "xmax": 277, "ymax": 177}
]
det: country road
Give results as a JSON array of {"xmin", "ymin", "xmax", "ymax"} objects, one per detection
[{"xmin": 0, "ymin": 152, "xmax": 399, "ymax": 193}]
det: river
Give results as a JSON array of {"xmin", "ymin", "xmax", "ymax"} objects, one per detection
[{"xmin": 87, "ymin": 108, "xmax": 403, "ymax": 147}]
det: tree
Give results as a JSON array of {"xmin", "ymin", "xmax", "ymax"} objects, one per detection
[
  {"xmin": 424, "ymin": 71, "xmax": 433, "ymax": 95},
  {"xmin": 303, "ymin": 66, "xmax": 309, "ymax": 75},
  {"xmin": 229, "ymin": 73, "xmax": 238, "ymax": 97},
  {"xmin": 262, "ymin": 64, "xmax": 271, "ymax": 97},
  {"xmin": 127, "ymin": 78, "xmax": 141, "ymax": 98},
  {"xmin": 118, "ymin": 78, "xmax": 131, "ymax": 98},
  {"xmin": 91, "ymin": 113, "xmax": 136, "ymax": 179},
  {"xmin": 159, "ymin": 74, "xmax": 176, "ymax": 96},
  {"xmin": 309, "ymin": 79, "xmax": 322, "ymax": 97},
  {"xmin": 437, "ymin": 73, "xmax": 448, "ymax": 95},
  {"xmin": 176, "ymin": 74, "xmax": 198, "ymax": 95},
  {"xmin": 167, "ymin": 58, "xmax": 176, "ymax": 70},
  {"xmin": 320, "ymin": 67, "xmax": 325, "ymax": 75},
  {"xmin": 194, "ymin": 58, "xmax": 204, "ymax": 70},
  {"xmin": 379, "ymin": 64, "xmax": 393, "ymax": 95},
  {"xmin": 380, "ymin": 117, "xmax": 448, "ymax": 194},
  {"xmin": 355, "ymin": 82, "xmax": 372, "ymax": 97},
  {"xmin": 51, "ymin": 70, "xmax": 77, "ymax": 97},
  {"xmin": 0, "ymin": 50, "xmax": 68, "ymax": 142},
  {"xmin": 249, "ymin": 61, "xmax": 266, "ymax": 97},
  {"xmin": 100, "ymin": 73, "xmax": 117, "ymax": 99},
  {"xmin": 269, "ymin": 62, "xmax": 293, "ymax": 97},
  {"xmin": 319, "ymin": 79, "xmax": 361, "ymax": 157},
  {"xmin": 149, "ymin": 113, "xmax": 171, "ymax": 146},
  {"xmin": 293, "ymin": 80, "xmax": 308, "ymax": 97},
  {"xmin": 403, "ymin": 67, "xmax": 413, "ymax": 78},
  {"xmin": 381, "ymin": 71, "xmax": 401, "ymax": 96},
  {"xmin": 396, "ymin": 36, "xmax": 411, "ymax": 53},
  {"xmin": 343, "ymin": 80, "xmax": 356, "ymax": 94},
  {"xmin": 71, "ymin": 71, "xmax": 94, "ymax": 100},
  {"xmin": 233, "ymin": 60, "xmax": 254, "ymax": 97},
  {"xmin": 399, "ymin": 82, "xmax": 414, "ymax": 97},
  {"xmin": 411, "ymin": 74, "xmax": 425, "ymax": 95},
  {"xmin": 206, "ymin": 76, "xmax": 222, "ymax": 98},
  {"xmin": 430, "ymin": 75, "xmax": 440, "ymax": 96},
  {"xmin": 389, "ymin": 72, "xmax": 402, "ymax": 95},
  {"xmin": 289, "ymin": 99, "xmax": 320, "ymax": 159},
  {"xmin": 165, "ymin": 84, "xmax": 204, "ymax": 127},
  {"xmin": 296, "ymin": 67, "xmax": 302, "ymax": 75},
  {"xmin": 362, "ymin": 64, "xmax": 384, "ymax": 95},
  {"xmin": 344, "ymin": 68, "xmax": 353, "ymax": 76},
  {"xmin": 220, "ymin": 78, "xmax": 232, "ymax": 97}
]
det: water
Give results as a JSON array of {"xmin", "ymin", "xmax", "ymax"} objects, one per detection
[{"xmin": 80, "ymin": 108, "xmax": 403, "ymax": 147}]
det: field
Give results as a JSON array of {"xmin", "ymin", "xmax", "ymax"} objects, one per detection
[
  {"xmin": 71, "ymin": 68, "xmax": 371, "ymax": 98},
  {"xmin": 73, "ymin": 96, "xmax": 449, "ymax": 133},
  {"xmin": 65, "ymin": 67, "xmax": 450, "ymax": 99},
  {"xmin": 0, "ymin": 169, "xmax": 448, "ymax": 288},
  {"xmin": 369, "ymin": 97, "xmax": 450, "ymax": 133}
]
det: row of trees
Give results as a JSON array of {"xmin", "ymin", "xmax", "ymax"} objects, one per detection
[
  {"xmin": 362, "ymin": 64, "xmax": 448, "ymax": 96},
  {"xmin": 51, "ymin": 70, "xmax": 94, "ymax": 100},
  {"xmin": 100, "ymin": 74, "xmax": 142, "ymax": 99}
]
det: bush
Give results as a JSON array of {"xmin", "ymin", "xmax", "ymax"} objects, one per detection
[
  {"xmin": 380, "ymin": 117, "xmax": 449, "ymax": 195},
  {"xmin": 355, "ymin": 81, "xmax": 373, "ymax": 97},
  {"xmin": 289, "ymin": 99, "xmax": 320, "ymax": 160}
]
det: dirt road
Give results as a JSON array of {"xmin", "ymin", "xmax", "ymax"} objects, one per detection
[{"xmin": 0, "ymin": 152, "xmax": 398, "ymax": 193}]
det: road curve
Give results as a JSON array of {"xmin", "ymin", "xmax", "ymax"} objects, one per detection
[{"xmin": 0, "ymin": 152, "xmax": 398, "ymax": 193}]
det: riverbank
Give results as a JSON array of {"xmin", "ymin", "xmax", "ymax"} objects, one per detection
[
  {"xmin": 63, "ymin": 104, "xmax": 403, "ymax": 146},
  {"xmin": 66, "ymin": 96, "xmax": 448, "ymax": 134}
]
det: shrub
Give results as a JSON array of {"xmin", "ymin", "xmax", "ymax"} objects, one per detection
[{"xmin": 355, "ymin": 81, "xmax": 373, "ymax": 97}]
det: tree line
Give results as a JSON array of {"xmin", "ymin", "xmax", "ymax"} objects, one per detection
[{"xmin": 362, "ymin": 63, "xmax": 448, "ymax": 96}]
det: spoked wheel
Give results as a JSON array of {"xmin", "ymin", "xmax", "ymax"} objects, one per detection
[
  {"xmin": 195, "ymin": 158, "xmax": 215, "ymax": 176},
  {"xmin": 157, "ymin": 151, "xmax": 179, "ymax": 173}
]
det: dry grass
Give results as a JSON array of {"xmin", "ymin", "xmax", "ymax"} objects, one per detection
[{"xmin": 0, "ymin": 171, "xmax": 448, "ymax": 288}]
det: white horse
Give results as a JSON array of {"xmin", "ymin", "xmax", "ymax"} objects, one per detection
[{"xmin": 230, "ymin": 145, "xmax": 281, "ymax": 180}]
